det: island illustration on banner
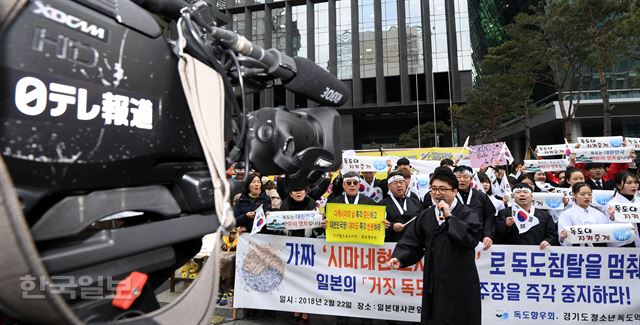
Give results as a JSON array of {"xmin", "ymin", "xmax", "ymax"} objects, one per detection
[{"xmin": 237, "ymin": 242, "xmax": 285, "ymax": 294}]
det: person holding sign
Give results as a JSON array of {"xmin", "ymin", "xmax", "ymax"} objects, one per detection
[
  {"xmin": 234, "ymin": 173, "xmax": 273, "ymax": 234},
  {"xmin": 607, "ymin": 171, "xmax": 640, "ymax": 247},
  {"xmin": 382, "ymin": 171, "xmax": 423, "ymax": 242},
  {"xmin": 452, "ymin": 165, "xmax": 496, "ymax": 249},
  {"xmin": 387, "ymin": 167, "xmax": 481, "ymax": 325},
  {"xmin": 329, "ymin": 171, "xmax": 378, "ymax": 205},
  {"xmin": 495, "ymin": 183, "xmax": 558, "ymax": 249},
  {"xmin": 558, "ymin": 182, "xmax": 610, "ymax": 247}
]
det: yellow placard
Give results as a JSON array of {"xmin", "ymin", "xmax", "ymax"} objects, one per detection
[{"xmin": 325, "ymin": 203, "xmax": 386, "ymax": 246}]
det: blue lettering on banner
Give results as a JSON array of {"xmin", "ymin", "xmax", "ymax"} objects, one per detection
[
  {"xmin": 286, "ymin": 242, "xmax": 316, "ymax": 266},
  {"xmin": 316, "ymin": 274, "xmax": 357, "ymax": 293},
  {"xmin": 490, "ymin": 252, "xmax": 506, "ymax": 275}
]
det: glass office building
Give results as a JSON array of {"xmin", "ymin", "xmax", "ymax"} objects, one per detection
[{"xmin": 222, "ymin": 0, "xmax": 474, "ymax": 149}]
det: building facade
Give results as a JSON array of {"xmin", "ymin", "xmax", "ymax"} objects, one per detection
[{"xmin": 223, "ymin": 0, "xmax": 475, "ymax": 149}]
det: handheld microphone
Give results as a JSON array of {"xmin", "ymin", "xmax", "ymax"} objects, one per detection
[{"xmin": 438, "ymin": 196, "xmax": 446, "ymax": 218}]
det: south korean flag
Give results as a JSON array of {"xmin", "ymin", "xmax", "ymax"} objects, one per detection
[{"xmin": 512, "ymin": 204, "xmax": 539, "ymax": 234}]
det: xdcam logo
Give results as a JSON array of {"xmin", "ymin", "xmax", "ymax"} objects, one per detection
[{"xmin": 32, "ymin": 1, "xmax": 108, "ymax": 41}]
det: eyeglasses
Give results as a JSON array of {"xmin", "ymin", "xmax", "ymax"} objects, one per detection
[
  {"xmin": 431, "ymin": 187, "xmax": 453, "ymax": 193},
  {"xmin": 345, "ymin": 181, "xmax": 359, "ymax": 186}
]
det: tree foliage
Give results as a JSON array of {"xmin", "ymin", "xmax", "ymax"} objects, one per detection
[{"xmin": 398, "ymin": 121, "xmax": 451, "ymax": 148}]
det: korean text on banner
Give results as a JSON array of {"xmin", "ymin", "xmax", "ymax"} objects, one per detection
[
  {"xmin": 234, "ymin": 236, "xmax": 640, "ymax": 324},
  {"xmin": 611, "ymin": 203, "xmax": 640, "ymax": 223},
  {"xmin": 341, "ymin": 156, "xmax": 390, "ymax": 173},
  {"xmin": 266, "ymin": 210, "xmax": 323, "ymax": 231},
  {"xmin": 573, "ymin": 148, "xmax": 633, "ymax": 163},
  {"xmin": 532, "ymin": 192, "xmax": 566, "ymax": 210},
  {"xmin": 563, "ymin": 223, "xmax": 637, "ymax": 245},
  {"xmin": 577, "ymin": 136, "xmax": 624, "ymax": 149},
  {"xmin": 234, "ymin": 234, "xmax": 424, "ymax": 322},
  {"xmin": 536, "ymin": 144, "xmax": 570, "ymax": 157},
  {"xmin": 468, "ymin": 142, "xmax": 509, "ymax": 168},
  {"xmin": 325, "ymin": 203, "xmax": 386, "ymax": 245},
  {"xmin": 524, "ymin": 159, "xmax": 568, "ymax": 173},
  {"xmin": 625, "ymin": 137, "xmax": 640, "ymax": 149}
]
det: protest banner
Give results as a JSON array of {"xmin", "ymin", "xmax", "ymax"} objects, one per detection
[
  {"xmin": 573, "ymin": 148, "xmax": 633, "ymax": 163},
  {"xmin": 554, "ymin": 187, "xmax": 572, "ymax": 196},
  {"xmin": 266, "ymin": 210, "xmax": 323, "ymax": 231},
  {"xmin": 536, "ymin": 144, "xmax": 571, "ymax": 157},
  {"xmin": 532, "ymin": 192, "xmax": 566, "ymax": 210},
  {"xmin": 235, "ymin": 235, "xmax": 640, "ymax": 323},
  {"xmin": 356, "ymin": 147, "xmax": 470, "ymax": 161},
  {"xmin": 592, "ymin": 190, "xmax": 615, "ymax": 206},
  {"xmin": 468, "ymin": 142, "xmax": 510, "ymax": 168},
  {"xmin": 611, "ymin": 202, "xmax": 640, "ymax": 223},
  {"xmin": 524, "ymin": 159, "xmax": 568, "ymax": 172},
  {"xmin": 325, "ymin": 203, "xmax": 386, "ymax": 245},
  {"xmin": 341, "ymin": 156, "xmax": 390, "ymax": 173},
  {"xmin": 577, "ymin": 136, "xmax": 624, "ymax": 149},
  {"xmin": 562, "ymin": 223, "xmax": 637, "ymax": 245},
  {"xmin": 625, "ymin": 137, "xmax": 640, "ymax": 150}
]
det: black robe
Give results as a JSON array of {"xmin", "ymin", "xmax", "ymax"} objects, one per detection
[
  {"xmin": 392, "ymin": 204, "xmax": 482, "ymax": 325},
  {"xmin": 328, "ymin": 193, "xmax": 377, "ymax": 205},
  {"xmin": 457, "ymin": 188, "xmax": 496, "ymax": 241},
  {"xmin": 495, "ymin": 207, "xmax": 559, "ymax": 246},
  {"xmin": 382, "ymin": 195, "xmax": 423, "ymax": 242}
]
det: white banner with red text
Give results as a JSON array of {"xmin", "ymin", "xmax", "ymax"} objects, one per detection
[{"xmin": 234, "ymin": 234, "xmax": 640, "ymax": 324}]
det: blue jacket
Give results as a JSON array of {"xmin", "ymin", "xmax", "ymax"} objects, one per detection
[{"xmin": 234, "ymin": 192, "xmax": 272, "ymax": 232}]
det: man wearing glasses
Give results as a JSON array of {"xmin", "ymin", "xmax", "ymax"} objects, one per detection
[
  {"xmin": 388, "ymin": 167, "xmax": 481, "ymax": 325},
  {"xmin": 453, "ymin": 165, "xmax": 497, "ymax": 250},
  {"xmin": 329, "ymin": 171, "xmax": 377, "ymax": 205},
  {"xmin": 383, "ymin": 171, "xmax": 423, "ymax": 242}
]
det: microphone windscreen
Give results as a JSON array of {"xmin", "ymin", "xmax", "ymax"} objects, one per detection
[{"xmin": 284, "ymin": 57, "xmax": 350, "ymax": 106}]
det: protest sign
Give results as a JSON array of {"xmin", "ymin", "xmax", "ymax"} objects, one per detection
[
  {"xmin": 625, "ymin": 137, "xmax": 640, "ymax": 149},
  {"xmin": 573, "ymin": 148, "xmax": 633, "ymax": 163},
  {"xmin": 524, "ymin": 159, "xmax": 568, "ymax": 172},
  {"xmin": 342, "ymin": 156, "xmax": 389, "ymax": 173},
  {"xmin": 611, "ymin": 202, "xmax": 640, "ymax": 223},
  {"xmin": 235, "ymin": 235, "xmax": 640, "ymax": 323},
  {"xmin": 563, "ymin": 223, "xmax": 637, "ymax": 245},
  {"xmin": 266, "ymin": 210, "xmax": 323, "ymax": 231},
  {"xmin": 592, "ymin": 190, "xmax": 615, "ymax": 206},
  {"xmin": 469, "ymin": 142, "xmax": 509, "ymax": 168},
  {"xmin": 536, "ymin": 144, "xmax": 571, "ymax": 157},
  {"xmin": 554, "ymin": 187, "xmax": 572, "ymax": 196},
  {"xmin": 532, "ymin": 192, "xmax": 565, "ymax": 210},
  {"xmin": 577, "ymin": 136, "xmax": 624, "ymax": 149},
  {"xmin": 325, "ymin": 203, "xmax": 386, "ymax": 245}
]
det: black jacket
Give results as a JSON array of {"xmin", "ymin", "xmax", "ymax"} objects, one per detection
[
  {"xmin": 495, "ymin": 207, "xmax": 558, "ymax": 246},
  {"xmin": 586, "ymin": 178, "xmax": 615, "ymax": 191},
  {"xmin": 234, "ymin": 192, "xmax": 272, "ymax": 232}
]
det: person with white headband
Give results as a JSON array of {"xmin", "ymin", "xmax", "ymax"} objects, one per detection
[
  {"xmin": 452, "ymin": 165, "xmax": 496, "ymax": 250},
  {"xmin": 495, "ymin": 183, "xmax": 558, "ymax": 249},
  {"xmin": 328, "ymin": 171, "xmax": 377, "ymax": 205},
  {"xmin": 382, "ymin": 171, "xmax": 423, "ymax": 242},
  {"xmin": 387, "ymin": 167, "xmax": 481, "ymax": 325}
]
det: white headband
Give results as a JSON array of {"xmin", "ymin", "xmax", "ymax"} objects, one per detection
[
  {"xmin": 454, "ymin": 170, "xmax": 474, "ymax": 177},
  {"xmin": 388, "ymin": 175, "xmax": 405, "ymax": 184},
  {"xmin": 343, "ymin": 176, "xmax": 360, "ymax": 183},
  {"xmin": 512, "ymin": 187, "xmax": 532, "ymax": 194}
]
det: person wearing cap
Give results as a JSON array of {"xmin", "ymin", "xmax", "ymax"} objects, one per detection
[
  {"xmin": 328, "ymin": 171, "xmax": 378, "ymax": 205},
  {"xmin": 388, "ymin": 167, "xmax": 481, "ymax": 325},
  {"xmin": 585, "ymin": 163, "xmax": 615, "ymax": 190},
  {"xmin": 495, "ymin": 183, "xmax": 558, "ymax": 249},
  {"xmin": 382, "ymin": 171, "xmax": 423, "ymax": 242},
  {"xmin": 452, "ymin": 165, "xmax": 496, "ymax": 250}
]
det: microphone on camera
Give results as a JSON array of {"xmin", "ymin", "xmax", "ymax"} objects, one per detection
[{"xmin": 283, "ymin": 57, "xmax": 350, "ymax": 106}]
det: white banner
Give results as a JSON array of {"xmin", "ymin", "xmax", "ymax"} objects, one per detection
[
  {"xmin": 536, "ymin": 144, "xmax": 571, "ymax": 157},
  {"xmin": 577, "ymin": 136, "xmax": 625, "ymax": 149},
  {"xmin": 555, "ymin": 187, "xmax": 572, "ymax": 196},
  {"xmin": 341, "ymin": 155, "xmax": 440, "ymax": 177},
  {"xmin": 532, "ymin": 192, "xmax": 566, "ymax": 210},
  {"xmin": 625, "ymin": 137, "xmax": 640, "ymax": 150},
  {"xmin": 266, "ymin": 210, "xmax": 323, "ymax": 231},
  {"xmin": 593, "ymin": 190, "xmax": 615, "ymax": 206},
  {"xmin": 235, "ymin": 235, "xmax": 640, "ymax": 324},
  {"xmin": 563, "ymin": 223, "xmax": 637, "ymax": 245},
  {"xmin": 234, "ymin": 234, "xmax": 423, "ymax": 321},
  {"xmin": 573, "ymin": 148, "xmax": 633, "ymax": 163},
  {"xmin": 524, "ymin": 159, "xmax": 568, "ymax": 172},
  {"xmin": 611, "ymin": 203, "xmax": 640, "ymax": 223}
]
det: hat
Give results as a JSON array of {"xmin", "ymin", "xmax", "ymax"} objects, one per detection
[{"xmin": 396, "ymin": 158, "xmax": 410, "ymax": 166}]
